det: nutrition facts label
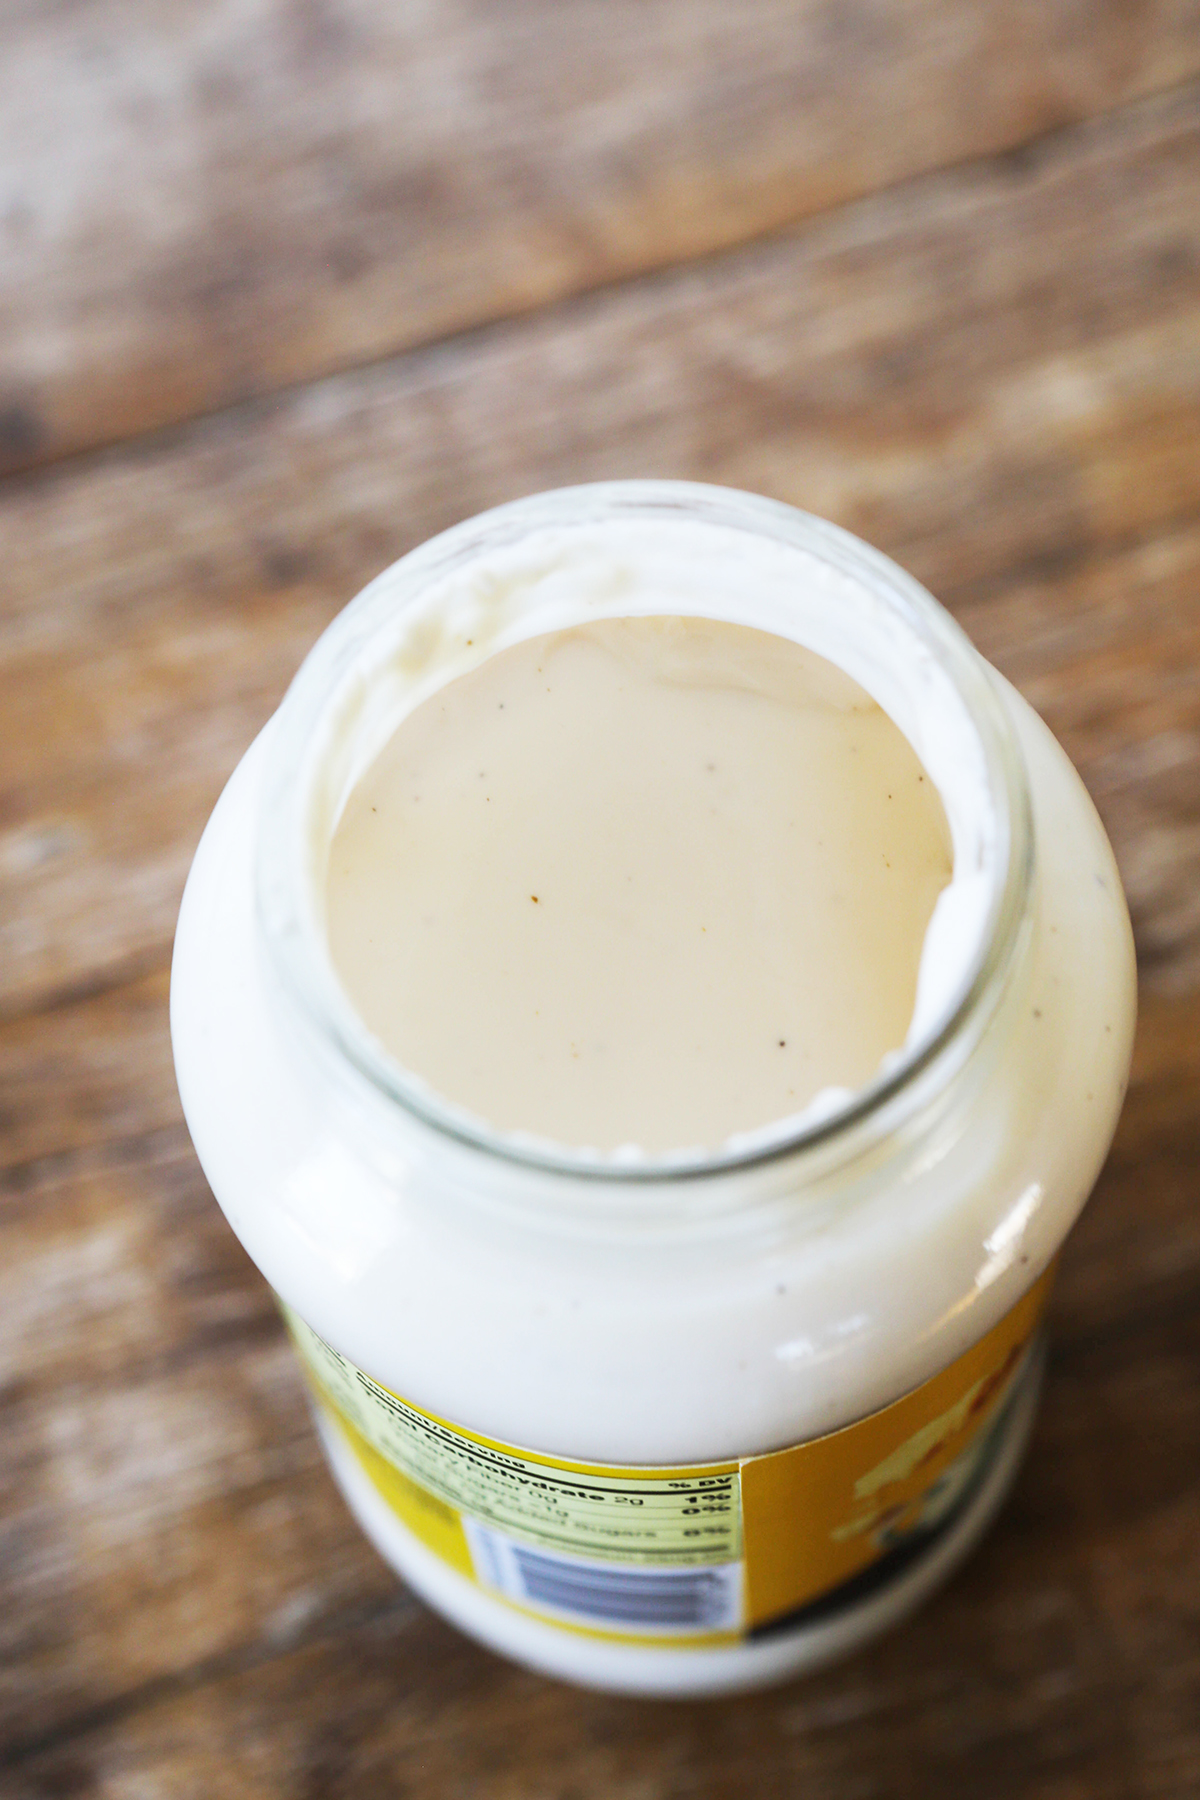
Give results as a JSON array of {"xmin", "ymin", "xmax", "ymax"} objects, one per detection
[
  {"xmin": 286, "ymin": 1267, "xmax": 1054, "ymax": 1641},
  {"xmin": 285, "ymin": 1309, "xmax": 743, "ymax": 1566}
]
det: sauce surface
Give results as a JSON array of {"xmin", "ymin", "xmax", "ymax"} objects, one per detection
[{"xmin": 326, "ymin": 617, "xmax": 952, "ymax": 1151}]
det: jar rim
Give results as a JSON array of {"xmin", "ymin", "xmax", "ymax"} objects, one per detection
[{"xmin": 256, "ymin": 481, "xmax": 1034, "ymax": 1186}]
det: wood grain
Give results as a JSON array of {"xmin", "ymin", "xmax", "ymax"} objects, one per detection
[
  {"xmin": 3, "ymin": 1, "xmax": 1200, "ymax": 474},
  {"xmin": 957, "ymin": 526, "xmax": 1200, "ymax": 990},
  {"xmin": 0, "ymin": 968, "xmax": 177, "ymax": 1174},
  {"xmin": 2, "ymin": 7, "xmax": 1199, "ymax": 1793},
  {"xmin": 4, "ymin": 84, "xmax": 1200, "ymax": 1021}
]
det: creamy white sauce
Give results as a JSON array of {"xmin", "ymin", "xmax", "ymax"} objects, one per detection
[
  {"xmin": 326, "ymin": 618, "xmax": 954, "ymax": 1153},
  {"xmin": 300, "ymin": 518, "xmax": 1000, "ymax": 1157}
]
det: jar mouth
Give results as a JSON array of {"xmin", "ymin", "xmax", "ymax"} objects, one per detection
[{"xmin": 256, "ymin": 481, "xmax": 1034, "ymax": 1183}]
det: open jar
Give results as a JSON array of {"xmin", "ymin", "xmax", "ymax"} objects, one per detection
[{"xmin": 171, "ymin": 482, "xmax": 1135, "ymax": 1695}]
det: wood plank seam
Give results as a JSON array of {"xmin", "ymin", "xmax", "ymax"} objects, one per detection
[
  {"xmin": 0, "ymin": 945, "xmax": 174, "ymax": 1032},
  {"xmin": 2, "ymin": 74, "xmax": 1197, "ymax": 497},
  {"xmin": 0, "ymin": 1125, "xmax": 191, "ymax": 1199},
  {"xmin": 0, "ymin": 1593, "xmax": 421, "ymax": 1776}
]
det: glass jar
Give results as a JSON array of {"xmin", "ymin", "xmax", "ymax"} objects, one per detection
[{"xmin": 171, "ymin": 483, "xmax": 1135, "ymax": 1696}]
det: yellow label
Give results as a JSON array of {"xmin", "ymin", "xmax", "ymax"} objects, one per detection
[{"xmin": 284, "ymin": 1264, "xmax": 1052, "ymax": 1647}]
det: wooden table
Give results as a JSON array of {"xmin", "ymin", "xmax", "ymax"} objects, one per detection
[{"xmin": 2, "ymin": 4, "xmax": 1199, "ymax": 1794}]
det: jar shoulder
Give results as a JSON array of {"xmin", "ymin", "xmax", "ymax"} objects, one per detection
[{"xmin": 171, "ymin": 693, "xmax": 1135, "ymax": 1462}]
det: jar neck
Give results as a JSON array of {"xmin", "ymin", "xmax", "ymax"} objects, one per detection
[{"xmin": 255, "ymin": 481, "xmax": 1034, "ymax": 1219}]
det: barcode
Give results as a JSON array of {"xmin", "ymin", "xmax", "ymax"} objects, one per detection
[{"xmin": 464, "ymin": 1521, "xmax": 742, "ymax": 1633}]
